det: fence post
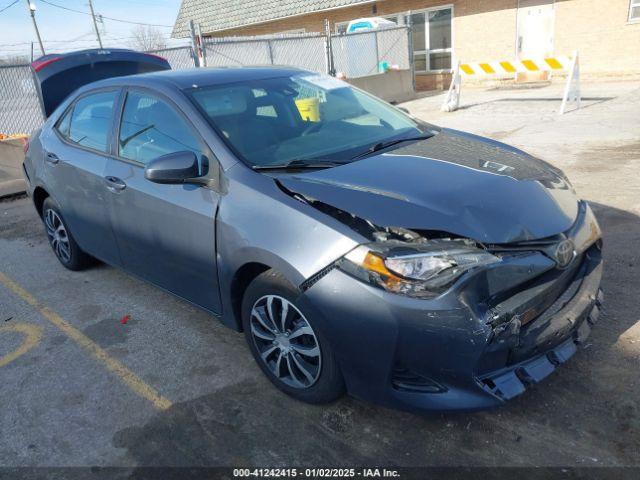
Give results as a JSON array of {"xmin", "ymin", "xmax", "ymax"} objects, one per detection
[
  {"xmin": 406, "ymin": 12, "xmax": 416, "ymax": 93},
  {"xmin": 374, "ymin": 31, "xmax": 380, "ymax": 74},
  {"xmin": 267, "ymin": 39, "xmax": 274, "ymax": 65},
  {"xmin": 197, "ymin": 23, "xmax": 207, "ymax": 67},
  {"xmin": 324, "ymin": 19, "xmax": 335, "ymax": 76},
  {"xmin": 189, "ymin": 20, "xmax": 200, "ymax": 67}
]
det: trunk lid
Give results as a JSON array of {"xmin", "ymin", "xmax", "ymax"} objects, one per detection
[{"xmin": 32, "ymin": 48, "xmax": 171, "ymax": 118}]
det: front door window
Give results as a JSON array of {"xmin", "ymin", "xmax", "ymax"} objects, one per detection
[{"xmin": 118, "ymin": 91, "xmax": 202, "ymax": 165}]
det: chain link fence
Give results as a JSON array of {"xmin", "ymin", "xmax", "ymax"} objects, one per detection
[
  {"xmin": 332, "ymin": 27, "xmax": 410, "ymax": 78},
  {"xmin": 147, "ymin": 45, "xmax": 197, "ymax": 70},
  {"xmin": 202, "ymin": 26, "xmax": 410, "ymax": 78},
  {"xmin": 0, "ymin": 64, "xmax": 45, "ymax": 135},
  {"xmin": 0, "ymin": 26, "xmax": 410, "ymax": 136},
  {"xmin": 203, "ymin": 32, "xmax": 329, "ymax": 73}
]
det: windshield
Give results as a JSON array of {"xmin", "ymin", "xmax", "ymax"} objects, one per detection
[{"xmin": 189, "ymin": 73, "xmax": 424, "ymax": 167}]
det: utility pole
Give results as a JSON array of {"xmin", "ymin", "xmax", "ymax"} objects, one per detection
[
  {"xmin": 25, "ymin": 0, "xmax": 45, "ymax": 56},
  {"xmin": 88, "ymin": 0, "xmax": 103, "ymax": 49}
]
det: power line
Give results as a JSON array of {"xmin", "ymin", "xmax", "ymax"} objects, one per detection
[
  {"xmin": 0, "ymin": 0, "xmax": 19, "ymax": 14},
  {"xmin": 39, "ymin": 0, "xmax": 174, "ymax": 28},
  {"xmin": 0, "ymin": 33, "xmax": 176, "ymax": 48}
]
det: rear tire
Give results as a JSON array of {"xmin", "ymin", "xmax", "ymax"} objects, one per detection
[
  {"xmin": 242, "ymin": 269, "xmax": 345, "ymax": 404},
  {"xmin": 42, "ymin": 197, "xmax": 93, "ymax": 271}
]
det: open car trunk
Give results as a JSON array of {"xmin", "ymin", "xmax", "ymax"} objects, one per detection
[{"xmin": 32, "ymin": 48, "xmax": 171, "ymax": 118}]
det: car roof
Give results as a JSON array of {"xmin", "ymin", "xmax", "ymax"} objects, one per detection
[{"xmin": 88, "ymin": 66, "xmax": 309, "ymax": 91}]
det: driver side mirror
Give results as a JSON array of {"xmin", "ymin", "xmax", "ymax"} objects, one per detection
[{"xmin": 144, "ymin": 151, "xmax": 206, "ymax": 185}]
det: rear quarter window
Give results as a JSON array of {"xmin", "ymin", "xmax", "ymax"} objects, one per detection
[
  {"xmin": 57, "ymin": 90, "xmax": 118, "ymax": 153},
  {"xmin": 56, "ymin": 108, "xmax": 72, "ymax": 137}
]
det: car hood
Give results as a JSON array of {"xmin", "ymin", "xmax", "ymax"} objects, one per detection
[{"xmin": 277, "ymin": 129, "xmax": 579, "ymax": 244}]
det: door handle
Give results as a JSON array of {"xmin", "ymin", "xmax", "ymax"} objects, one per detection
[
  {"xmin": 45, "ymin": 151, "xmax": 59, "ymax": 164},
  {"xmin": 104, "ymin": 176, "xmax": 127, "ymax": 192}
]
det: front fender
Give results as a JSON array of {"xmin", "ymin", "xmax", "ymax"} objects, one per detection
[{"xmin": 216, "ymin": 166, "xmax": 362, "ymax": 329}]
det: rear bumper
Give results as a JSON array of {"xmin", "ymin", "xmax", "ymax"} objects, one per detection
[{"xmin": 303, "ymin": 246, "xmax": 603, "ymax": 413}]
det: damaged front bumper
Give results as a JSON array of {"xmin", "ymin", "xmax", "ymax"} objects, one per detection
[
  {"xmin": 479, "ymin": 252, "xmax": 603, "ymax": 402},
  {"xmin": 301, "ymin": 237, "xmax": 603, "ymax": 413}
]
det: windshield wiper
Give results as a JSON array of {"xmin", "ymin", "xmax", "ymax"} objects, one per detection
[
  {"xmin": 252, "ymin": 159, "xmax": 344, "ymax": 171},
  {"xmin": 350, "ymin": 133, "xmax": 435, "ymax": 161}
]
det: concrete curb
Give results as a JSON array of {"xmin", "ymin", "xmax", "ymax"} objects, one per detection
[{"xmin": 0, "ymin": 138, "xmax": 27, "ymax": 198}]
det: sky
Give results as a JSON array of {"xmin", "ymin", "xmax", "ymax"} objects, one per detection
[{"xmin": 0, "ymin": 0, "xmax": 185, "ymax": 60}]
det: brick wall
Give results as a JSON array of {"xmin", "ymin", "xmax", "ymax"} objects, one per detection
[
  {"xmin": 203, "ymin": 0, "xmax": 640, "ymax": 87},
  {"xmin": 555, "ymin": 0, "xmax": 640, "ymax": 77}
]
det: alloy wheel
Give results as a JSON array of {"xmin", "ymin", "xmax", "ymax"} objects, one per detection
[
  {"xmin": 250, "ymin": 295, "xmax": 322, "ymax": 389},
  {"xmin": 44, "ymin": 209, "xmax": 71, "ymax": 264}
]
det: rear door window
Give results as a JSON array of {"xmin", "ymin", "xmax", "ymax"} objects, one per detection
[
  {"xmin": 118, "ymin": 91, "xmax": 201, "ymax": 165},
  {"xmin": 59, "ymin": 91, "xmax": 117, "ymax": 153}
]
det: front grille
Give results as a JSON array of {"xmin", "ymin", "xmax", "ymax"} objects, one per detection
[
  {"xmin": 487, "ymin": 253, "xmax": 584, "ymax": 329},
  {"xmin": 476, "ymin": 246, "xmax": 594, "ymax": 375}
]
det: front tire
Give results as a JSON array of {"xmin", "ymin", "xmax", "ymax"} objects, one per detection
[
  {"xmin": 42, "ymin": 197, "xmax": 92, "ymax": 271},
  {"xmin": 242, "ymin": 269, "xmax": 345, "ymax": 404}
]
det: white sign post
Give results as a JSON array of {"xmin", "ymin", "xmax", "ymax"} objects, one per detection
[{"xmin": 560, "ymin": 51, "xmax": 581, "ymax": 115}]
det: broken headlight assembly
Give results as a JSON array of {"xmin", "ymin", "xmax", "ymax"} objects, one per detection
[{"xmin": 337, "ymin": 239, "xmax": 501, "ymax": 299}]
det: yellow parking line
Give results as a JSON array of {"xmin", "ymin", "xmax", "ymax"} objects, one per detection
[
  {"xmin": 0, "ymin": 271, "xmax": 172, "ymax": 411},
  {"xmin": 0, "ymin": 323, "xmax": 43, "ymax": 367}
]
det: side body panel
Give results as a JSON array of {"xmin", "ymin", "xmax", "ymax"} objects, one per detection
[
  {"xmin": 104, "ymin": 158, "xmax": 222, "ymax": 313},
  {"xmin": 38, "ymin": 121, "xmax": 121, "ymax": 265},
  {"xmin": 103, "ymin": 85, "xmax": 224, "ymax": 314},
  {"xmin": 216, "ymin": 165, "xmax": 362, "ymax": 329}
]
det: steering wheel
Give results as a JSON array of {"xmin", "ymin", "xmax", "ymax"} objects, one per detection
[
  {"xmin": 301, "ymin": 121, "xmax": 324, "ymax": 137},
  {"xmin": 302, "ymin": 119, "xmax": 345, "ymax": 137}
]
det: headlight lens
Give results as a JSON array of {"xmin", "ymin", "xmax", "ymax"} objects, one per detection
[{"xmin": 338, "ymin": 240, "xmax": 500, "ymax": 298}]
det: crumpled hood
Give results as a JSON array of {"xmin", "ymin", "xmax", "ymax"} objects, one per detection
[{"xmin": 277, "ymin": 129, "xmax": 579, "ymax": 244}]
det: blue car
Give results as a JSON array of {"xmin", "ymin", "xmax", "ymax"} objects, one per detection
[{"xmin": 23, "ymin": 49, "xmax": 604, "ymax": 412}]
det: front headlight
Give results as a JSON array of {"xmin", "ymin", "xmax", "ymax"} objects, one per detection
[{"xmin": 338, "ymin": 239, "xmax": 500, "ymax": 298}]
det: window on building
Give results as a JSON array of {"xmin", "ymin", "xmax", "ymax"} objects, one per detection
[
  {"xmin": 630, "ymin": 0, "xmax": 640, "ymax": 21},
  {"xmin": 409, "ymin": 7, "xmax": 453, "ymax": 72},
  {"xmin": 335, "ymin": 7, "xmax": 453, "ymax": 72}
]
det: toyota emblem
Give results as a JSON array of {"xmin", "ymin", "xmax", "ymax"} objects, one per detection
[{"xmin": 555, "ymin": 239, "xmax": 576, "ymax": 268}]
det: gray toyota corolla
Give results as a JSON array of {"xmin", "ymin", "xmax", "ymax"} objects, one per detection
[{"xmin": 23, "ymin": 50, "xmax": 604, "ymax": 412}]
